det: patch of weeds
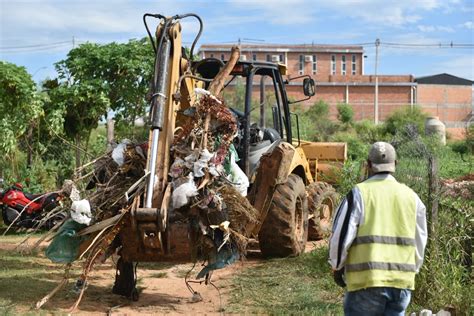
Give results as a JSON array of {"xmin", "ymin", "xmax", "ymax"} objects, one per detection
[
  {"xmin": 228, "ymin": 246, "xmax": 344, "ymax": 314},
  {"xmin": 149, "ymin": 272, "xmax": 167, "ymax": 278}
]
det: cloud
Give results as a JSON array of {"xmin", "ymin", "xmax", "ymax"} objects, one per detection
[
  {"xmin": 418, "ymin": 25, "xmax": 455, "ymax": 32},
  {"xmin": 460, "ymin": 21, "xmax": 474, "ymax": 29},
  {"xmin": 229, "ymin": 0, "xmax": 462, "ymax": 27},
  {"xmin": 431, "ymin": 54, "xmax": 474, "ymax": 80},
  {"xmin": 0, "ymin": 0, "xmax": 187, "ymax": 46}
]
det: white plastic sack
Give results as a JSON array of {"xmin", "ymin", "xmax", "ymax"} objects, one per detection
[
  {"xmin": 172, "ymin": 173, "xmax": 198, "ymax": 209},
  {"xmin": 227, "ymin": 153, "xmax": 249, "ymax": 196},
  {"xmin": 193, "ymin": 149, "xmax": 213, "ymax": 177},
  {"xmin": 111, "ymin": 139, "xmax": 131, "ymax": 166},
  {"xmin": 70, "ymin": 199, "xmax": 92, "ymax": 225}
]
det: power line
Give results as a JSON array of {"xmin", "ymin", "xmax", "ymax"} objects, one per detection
[
  {"xmin": 0, "ymin": 43, "xmax": 72, "ymax": 53},
  {"xmin": 0, "ymin": 41, "xmax": 71, "ymax": 50}
]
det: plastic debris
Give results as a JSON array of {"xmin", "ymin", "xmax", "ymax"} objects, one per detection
[
  {"xmin": 70, "ymin": 200, "xmax": 92, "ymax": 225},
  {"xmin": 172, "ymin": 173, "xmax": 199, "ymax": 209},
  {"xmin": 111, "ymin": 139, "xmax": 131, "ymax": 166},
  {"xmin": 45, "ymin": 219, "xmax": 86, "ymax": 263},
  {"xmin": 193, "ymin": 149, "xmax": 213, "ymax": 177},
  {"xmin": 226, "ymin": 150, "xmax": 249, "ymax": 196}
]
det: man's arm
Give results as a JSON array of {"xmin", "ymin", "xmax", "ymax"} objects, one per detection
[
  {"xmin": 329, "ymin": 188, "xmax": 364, "ymax": 271},
  {"xmin": 415, "ymin": 194, "xmax": 428, "ymax": 272}
]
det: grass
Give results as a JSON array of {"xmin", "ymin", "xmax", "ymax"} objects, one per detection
[
  {"xmin": 0, "ymin": 246, "xmax": 74, "ymax": 315},
  {"xmin": 228, "ymin": 246, "xmax": 344, "ymax": 315}
]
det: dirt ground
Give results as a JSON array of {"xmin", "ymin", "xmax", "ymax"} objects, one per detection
[{"xmin": 0, "ymin": 237, "xmax": 318, "ymax": 315}]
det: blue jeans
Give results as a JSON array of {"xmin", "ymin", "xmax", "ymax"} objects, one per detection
[{"xmin": 344, "ymin": 287, "xmax": 411, "ymax": 316}]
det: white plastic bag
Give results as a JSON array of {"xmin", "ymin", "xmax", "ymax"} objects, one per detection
[
  {"xmin": 193, "ymin": 149, "xmax": 213, "ymax": 177},
  {"xmin": 227, "ymin": 152, "xmax": 249, "ymax": 196},
  {"xmin": 172, "ymin": 173, "xmax": 198, "ymax": 209},
  {"xmin": 70, "ymin": 199, "xmax": 92, "ymax": 225}
]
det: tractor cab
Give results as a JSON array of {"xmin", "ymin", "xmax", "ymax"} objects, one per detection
[{"xmin": 193, "ymin": 59, "xmax": 315, "ymax": 178}]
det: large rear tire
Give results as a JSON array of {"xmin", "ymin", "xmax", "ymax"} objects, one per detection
[
  {"xmin": 258, "ymin": 174, "xmax": 308, "ymax": 258},
  {"xmin": 307, "ymin": 182, "xmax": 338, "ymax": 240}
]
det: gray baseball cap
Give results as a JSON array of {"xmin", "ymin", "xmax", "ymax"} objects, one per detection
[{"xmin": 368, "ymin": 142, "xmax": 396, "ymax": 173}]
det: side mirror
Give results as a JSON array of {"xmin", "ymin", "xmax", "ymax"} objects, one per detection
[{"xmin": 303, "ymin": 78, "xmax": 315, "ymax": 97}]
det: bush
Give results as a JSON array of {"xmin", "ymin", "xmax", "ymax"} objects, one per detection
[
  {"xmin": 412, "ymin": 197, "xmax": 473, "ymax": 314},
  {"xmin": 336, "ymin": 103, "xmax": 354, "ymax": 124},
  {"xmin": 331, "ymin": 131, "xmax": 369, "ymax": 161},
  {"xmin": 384, "ymin": 106, "xmax": 427, "ymax": 136},
  {"xmin": 295, "ymin": 100, "xmax": 340, "ymax": 141},
  {"xmin": 353, "ymin": 120, "xmax": 387, "ymax": 144}
]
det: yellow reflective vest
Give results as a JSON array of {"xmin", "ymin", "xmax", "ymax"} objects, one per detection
[{"xmin": 345, "ymin": 177, "xmax": 417, "ymax": 291}]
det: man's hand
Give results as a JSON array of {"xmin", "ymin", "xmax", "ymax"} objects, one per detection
[{"xmin": 332, "ymin": 269, "xmax": 346, "ymax": 288}]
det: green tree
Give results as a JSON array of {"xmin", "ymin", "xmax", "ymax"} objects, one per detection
[
  {"xmin": 44, "ymin": 79, "xmax": 109, "ymax": 167},
  {"xmin": 0, "ymin": 61, "xmax": 43, "ymax": 155},
  {"xmin": 55, "ymin": 39, "xmax": 154, "ymax": 126},
  {"xmin": 47, "ymin": 38, "xmax": 154, "ymax": 166}
]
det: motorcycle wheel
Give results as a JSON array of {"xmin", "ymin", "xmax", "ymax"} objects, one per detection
[{"xmin": 44, "ymin": 211, "xmax": 67, "ymax": 230}]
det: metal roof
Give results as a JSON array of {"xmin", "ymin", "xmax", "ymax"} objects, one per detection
[{"xmin": 415, "ymin": 73, "xmax": 474, "ymax": 86}]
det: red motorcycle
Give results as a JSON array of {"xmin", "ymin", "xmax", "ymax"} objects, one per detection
[{"xmin": 0, "ymin": 182, "xmax": 64, "ymax": 229}]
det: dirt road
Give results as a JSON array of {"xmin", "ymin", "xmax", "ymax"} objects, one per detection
[{"xmin": 0, "ymin": 236, "xmax": 265, "ymax": 315}]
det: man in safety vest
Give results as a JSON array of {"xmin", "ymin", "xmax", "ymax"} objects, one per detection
[{"xmin": 329, "ymin": 141, "xmax": 427, "ymax": 315}]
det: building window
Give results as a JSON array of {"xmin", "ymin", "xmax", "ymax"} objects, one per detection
[
  {"xmin": 331, "ymin": 55, "xmax": 336, "ymax": 75},
  {"xmin": 221, "ymin": 54, "xmax": 225, "ymax": 61},
  {"xmin": 210, "ymin": 53, "xmax": 214, "ymax": 58},
  {"xmin": 299, "ymin": 55, "xmax": 304, "ymax": 75},
  {"xmin": 341, "ymin": 55, "xmax": 346, "ymax": 75},
  {"xmin": 253, "ymin": 54, "xmax": 257, "ymax": 61},
  {"xmin": 279, "ymin": 54, "xmax": 284, "ymax": 63},
  {"xmin": 266, "ymin": 54, "xmax": 271, "ymax": 62},
  {"xmin": 352, "ymin": 55, "xmax": 356, "ymax": 75},
  {"xmin": 312, "ymin": 55, "xmax": 317, "ymax": 74}
]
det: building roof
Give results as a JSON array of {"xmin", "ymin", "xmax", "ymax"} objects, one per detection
[
  {"xmin": 415, "ymin": 73, "xmax": 474, "ymax": 86},
  {"xmin": 199, "ymin": 43, "xmax": 364, "ymax": 54}
]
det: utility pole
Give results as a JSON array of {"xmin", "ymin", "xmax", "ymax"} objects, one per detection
[
  {"xmin": 72, "ymin": 36, "xmax": 75, "ymax": 49},
  {"xmin": 374, "ymin": 38, "xmax": 380, "ymax": 124}
]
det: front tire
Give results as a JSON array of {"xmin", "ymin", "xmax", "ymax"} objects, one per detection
[
  {"xmin": 307, "ymin": 182, "xmax": 338, "ymax": 240},
  {"xmin": 258, "ymin": 174, "xmax": 308, "ymax": 257}
]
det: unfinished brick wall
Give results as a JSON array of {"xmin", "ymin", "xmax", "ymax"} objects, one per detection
[{"xmin": 417, "ymin": 84, "xmax": 473, "ymax": 139}]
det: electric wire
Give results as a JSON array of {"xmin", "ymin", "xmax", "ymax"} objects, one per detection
[{"xmin": 0, "ymin": 41, "xmax": 71, "ymax": 50}]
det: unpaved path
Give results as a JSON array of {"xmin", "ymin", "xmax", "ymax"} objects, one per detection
[{"xmin": 0, "ymin": 237, "xmax": 323, "ymax": 315}]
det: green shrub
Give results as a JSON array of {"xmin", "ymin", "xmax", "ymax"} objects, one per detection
[
  {"xmin": 353, "ymin": 120, "xmax": 387, "ymax": 144},
  {"xmin": 336, "ymin": 103, "xmax": 354, "ymax": 124},
  {"xmin": 295, "ymin": 100, "xmax": 340, "ymax": 141},
  {"xmin": 384, "ymin": 106, "xmax": 427, "ymax": 136},
  {"xmin": 306, "ymin": 99, "xmax": 330, "ymax": 119},
  {"xmin": 412, "ymin": 197, "xmax": 473, "ymax": 314},
  {"xmin": 333, "ymin": 159, "xmax": 365, "ymax": 196},
  {"xmin": 331, "ymin": 131, "xmax": 369, "ymax": 161}
]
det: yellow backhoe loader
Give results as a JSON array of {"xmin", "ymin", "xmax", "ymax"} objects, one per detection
[{"xmin": 113, "ymin": 13, "xmax": 346, "ymax": 300}]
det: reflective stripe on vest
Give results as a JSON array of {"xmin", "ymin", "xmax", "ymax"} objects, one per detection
[
  {"xmin": 352, "ymin": 235, "xmax": 415, "ymax": 246},
  {"xmin": 345, "ymin": 177, "xmax": 417, "ymax": 292}
]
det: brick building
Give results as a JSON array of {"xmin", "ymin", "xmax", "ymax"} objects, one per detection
[
  {"xmin": 199, "ymin": 44, "xmax": 472, "ymax": 138},
  {"xmin": 416, "ymin": 74, "xmax": 473, "ymax": 138}
]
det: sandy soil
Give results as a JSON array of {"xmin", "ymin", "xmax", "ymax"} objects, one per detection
[{"xmin": 1, "ymin": 236, "xmax": 314, "ymax": 315}]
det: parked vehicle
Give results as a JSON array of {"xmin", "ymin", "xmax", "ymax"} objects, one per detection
[{"xmin": 0, "ymin": 182, "xmax": 64, "ymax": 229}]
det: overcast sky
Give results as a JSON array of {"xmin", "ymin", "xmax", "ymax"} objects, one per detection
[{"xmin": 1, "ymin": 0, "xmax": 473, "ymax": 81}]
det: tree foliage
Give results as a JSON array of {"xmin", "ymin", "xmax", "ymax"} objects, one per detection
[
  {"xmin": 54, "ymin": 39, "xmax": 154, "ymax": 125},
  {"xmin": 0, "ymin": 61, "xmax": 43, "ymax": 154}
]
